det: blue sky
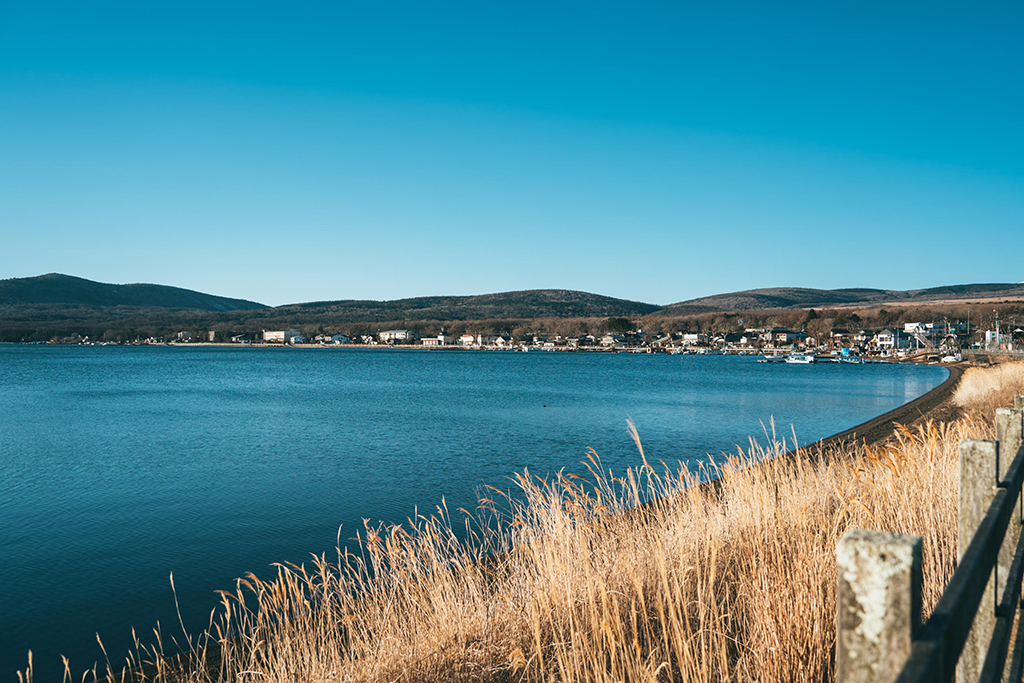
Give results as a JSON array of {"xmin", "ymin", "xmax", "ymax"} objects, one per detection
[{"xmin": 1, "ymin": 2, "xmax": 1021, "ymax": 306}]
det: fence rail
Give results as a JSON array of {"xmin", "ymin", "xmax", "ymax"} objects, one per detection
[{"xmin": 837, "ymin": 394, "xmax": 1024, "ymax": 683}]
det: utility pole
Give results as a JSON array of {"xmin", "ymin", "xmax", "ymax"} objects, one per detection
[{"xmin": 996, "ymin": 310, "xmax": 1001, "ymax": 351}]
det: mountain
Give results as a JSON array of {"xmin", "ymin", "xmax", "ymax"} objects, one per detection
[
  {"xmin": 658, "ymin": 283, "xmax": 1024, "ymax": 314},
  {"xmin": 0, "ymin": 274, "xmax": 267, "ymax": 311},
  {"xmin": 272, "ymin": 289, "xmax": 660, "ymax": 322}
]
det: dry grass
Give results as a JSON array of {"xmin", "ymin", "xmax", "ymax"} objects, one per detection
[
  {"xmin": 955, "ymin": 361, "xmax": 1024, "ymax": 418},
  {"xmin": 24, "ymin": 362, "xmax": 1024, "ymax": 683}
]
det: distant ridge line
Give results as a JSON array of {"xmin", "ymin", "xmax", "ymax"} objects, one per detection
[
  {"xmin": 0, "ymin": 273, "xmax": 267, "ymax": 312},
  {"xmin": 656, "ymin": 283, "xmax": 1024, "ymax": 314},
  {"xmin": 2, "ymin": 274, "xmax": 1024, "ymax": 319}
]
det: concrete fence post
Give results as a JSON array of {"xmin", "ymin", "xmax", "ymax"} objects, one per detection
[
  {"xmin": 958, "ymin": 438, "xmax": 1000, "ymax": 683},
  {"xmin": 995, "ymin": 406, "xmax": 1024, "ymax": 680},
  {"xmin": 1016, "ymin": 393, "xmax": 1024, "ymax": 410},
  {"xmin": 836, "ymin": 528, "xmax": 922, "ymax": 683},
  {"xmin": 996, "ymin": 407, "xmax": 1024, "ymax": 597}
]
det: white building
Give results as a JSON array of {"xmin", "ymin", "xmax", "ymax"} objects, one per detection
[
  {"xmin": 459, "ymin": 334, "xmax": 477, "ymax": 346},
  {"xmin": 263, "ymin": 330, "xmax": 303, "ymax": 343},
  {"xmin": 422, "ymin": 333, "xmax": 453, "ymax": 346},
  {"xmin": 330, "ymin": 334, "xmax": 351, "ymax": 344},
  {"xmin": 875, "ymin": 329, "xmax": 896, "ymax": 349},
  {"xmin": 378, "ymin": 330, "xmax": 418, "ymax": 343}
]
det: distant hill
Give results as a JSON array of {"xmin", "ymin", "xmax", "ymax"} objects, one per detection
[
  {"xmin": 3, "ymin": 274, "xmax": 1023, "ymax": 342},
  {"xmin": 658, "ymin": 283, "xmax": 1024, "ymax": 314},
  {"xmin": 274, "ymin": 289, "xmax": 660, "ymax": 322},
  {"xmin": 0, "ymin": 274, "xmax": 267, "ymax": 311}
]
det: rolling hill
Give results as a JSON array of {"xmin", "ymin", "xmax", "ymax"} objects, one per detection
[
  {"xmin": 2, "ymin": 274, "xmax": 1023, "ymax": 342},
  {"xmin": 273, "ymin": 289, "xmax": 660, "ymax": 322},
  {"xmin": 658, "ymin": 283, "xmax": 1024, "ymax": 314},
  {"xmin": 0, "ymin": 273, "xmax": 267, "ymax": 311}
]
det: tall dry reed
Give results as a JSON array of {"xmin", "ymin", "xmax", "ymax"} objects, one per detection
[
  {"xmin": 955, "ymin": 360, "xmax": 1024, "ymax": 417},
  {"xmin": 24, "ymin": 362, "xmax": 1024, "ymax": 683}
]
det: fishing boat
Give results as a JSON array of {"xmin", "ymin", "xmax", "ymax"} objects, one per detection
[{"xmin": 784, "ymin": 353, "xmax": 816, "ymax": 364}]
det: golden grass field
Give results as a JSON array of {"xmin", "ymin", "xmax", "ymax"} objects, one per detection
[{"xmin": 25, "ymin": 361, "xmax": 1024, "ymax": 683}]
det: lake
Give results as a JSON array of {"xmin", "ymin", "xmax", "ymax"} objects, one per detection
[{"xmin": 0, "ymin": 345, "xmax": 948, "ymax": 680}]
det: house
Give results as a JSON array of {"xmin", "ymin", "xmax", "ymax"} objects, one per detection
[
  {"xmin": 422, "ymin": 333, "xmax": 453, "ymax": 347},
  {"xmin": 682, "ymin": 333, "xmax": 706, "ymax": 345},
  {"xmin": 378, "ymin": 330, "xmax": 418, "ymax": 343},
  {"xmin": 263, "ymin": 330, "xmax": 303, "ymax": 343},
  {"xmin": 330, "ymin": 334, "xmax": 351, "ymax": 344},
  {"xmin": 853, "ymin": 330, "xmax": 873, "ymax": 344},
  {"xmin": 830, "ymin": 328, "xmax": 852, "ymax": 345},
  {"xmin": 230, "ymin": 334, "xmax": 252, "ymax": 344},
  {"xmin": 459, "ymin": 334, "xmax": 477, "ymax": 346},
  {"xmin": 774, "ymin": 330, "xmax": 806, "ymax": 345},
  {"xmin": 875, "ymin": 329, "xmax": 913, "ymax": 350},
  {"xmin": 176, "ymin": 331, "xmax": 193, "ymax": 342},
  {"xmin": 875, "ymin": 329, "xmax": 896, "ymax": 349}
]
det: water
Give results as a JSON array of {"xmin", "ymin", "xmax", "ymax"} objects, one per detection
[{"xmin": 0, "ymin": 345, "xmax": 947, "ymax": 680}]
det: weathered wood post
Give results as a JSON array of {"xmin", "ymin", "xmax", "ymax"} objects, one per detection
[
  {"xmin": 958, "ymin": 439, "xmax": 1000, "ymax": 683},
  {"xmin": 836, "ymin": 528, "xmax": 922, "ymax": 683}
]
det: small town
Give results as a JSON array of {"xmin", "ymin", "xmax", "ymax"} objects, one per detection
[{"xmin": 66, "ymin": 318, "xmax": 1024, "ymax": 360}]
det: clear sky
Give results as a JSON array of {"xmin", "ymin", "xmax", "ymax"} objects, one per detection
[{"xmin": 1, "ymin": 2, "xmax": 1022, "ymax": 306}]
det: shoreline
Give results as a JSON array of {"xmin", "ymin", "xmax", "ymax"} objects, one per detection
[{"xmin": 801, "ymin": 361, "xmax": 964, "ymax": 452}]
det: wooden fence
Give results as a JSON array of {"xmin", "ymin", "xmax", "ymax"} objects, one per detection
[{"xmin": 837, "ymin": 394, "xmax": 1024, "ymax": 682}]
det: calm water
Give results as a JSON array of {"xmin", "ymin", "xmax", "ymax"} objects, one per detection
[{"xmin": 0, "ymin": 346, "xmax": 947, "ymax": 680}]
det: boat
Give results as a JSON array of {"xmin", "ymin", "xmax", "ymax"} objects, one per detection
[
  {"xmin": 784, "ymin": 353, "xmax": 816, "ymax": 364},
  {"xmin": 838, "ymin": 356, "xmax": 863, "ymax": 364}
]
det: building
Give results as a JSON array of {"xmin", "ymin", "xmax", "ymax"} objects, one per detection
[
  {"xmin": 422, "ymin": 333, "xmax": 453, "ymax": 346},
  {"xmin": 330, "ymin": 334, "xmax": 351, "ymax": 344},
  {"xmin": 378, "ymin": 330, "xmax": 418, "ymax": 344},
  {"xmin": 875, "ymin": 329, "xmax": 913, "ymax": 350},
  {"xmin": 875, "ymin": 329, "xmax": 896, "ymax": 349},
  {"xmin": 774, "ymin": 330, "xmax": 806, "ymax": 345},
  {"xmin": 459, "ymin": 334, "xmax": 477, "ymax": 346},
  {"xmin": 723, "ymin": 333, "xmax": 744, "ymax": 345},
  {"xmin": 263, "ymin": 330, "xmax": 303, "ymax": 343}
]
